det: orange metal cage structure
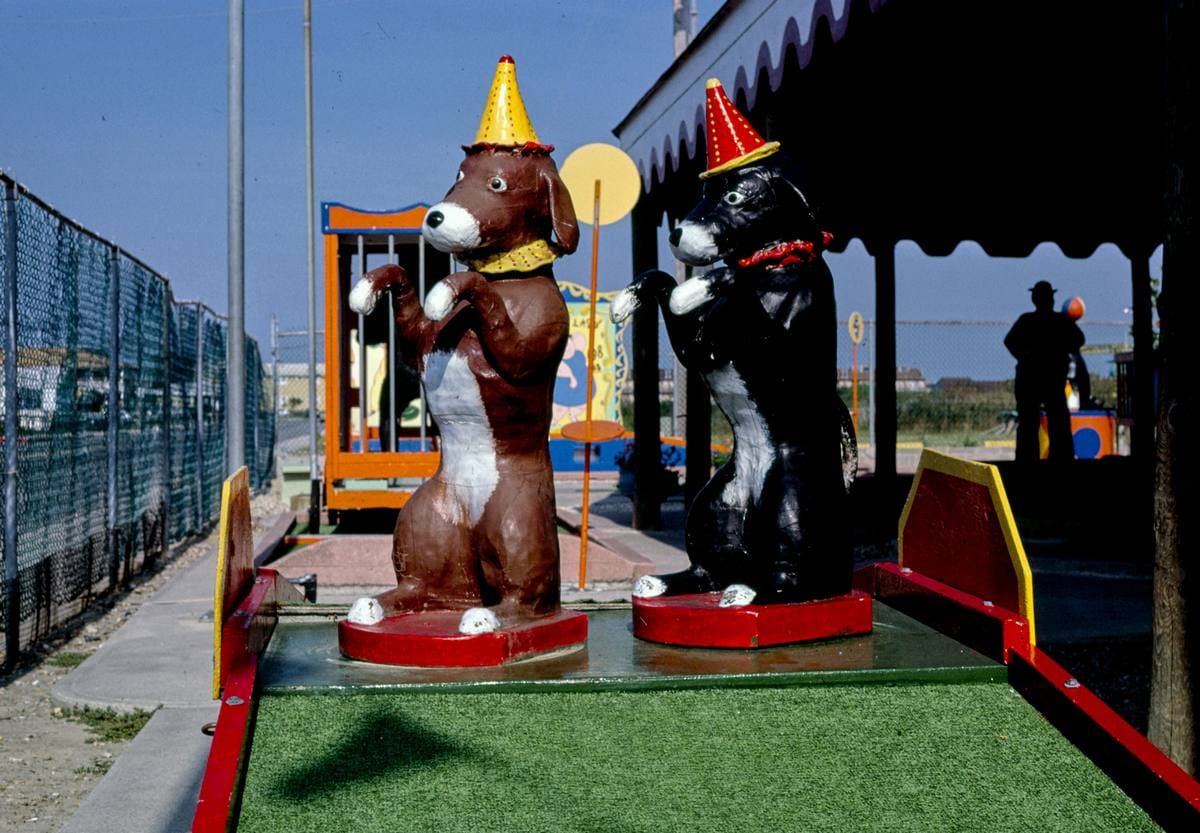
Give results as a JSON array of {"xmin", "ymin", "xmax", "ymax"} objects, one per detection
[{"xmin": 321, "ymin": 203, "xmax": 451, "ymax": 511}]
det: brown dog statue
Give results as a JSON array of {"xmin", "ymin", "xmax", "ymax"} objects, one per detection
[{"xmin": 345, "ymin": 56, "xmax": 579, "ymax": 637}]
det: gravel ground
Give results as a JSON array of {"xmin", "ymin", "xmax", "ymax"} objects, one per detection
[{"xmin": 0, "ymin": 488, "xmax": 287, "ymax": 833}]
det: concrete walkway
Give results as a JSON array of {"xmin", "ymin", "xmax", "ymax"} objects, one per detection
[
  {"xmin": 555, "ymin": 480, "xmax": 690, "ymax": 577},
  {"xmin": 54, "ymin": 551, "xmax": 220, "ymax": 833}
]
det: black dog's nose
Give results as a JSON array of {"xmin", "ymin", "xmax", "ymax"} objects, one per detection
[
  {"xmin": 669, "ymin": 227, "xmax": 682, "ymax": 246},
  {"xmin": 426, "ymin": 211, "xmax": 444, "ymax": 229}
]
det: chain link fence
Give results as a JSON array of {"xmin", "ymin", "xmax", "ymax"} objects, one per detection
[
  {"xmin": 1, "ymin": 173, "xmax": 274, "ymax": 668},
  {"xmin": 272, "ymin": 327, "xmax": 324, "ymax": 469}
]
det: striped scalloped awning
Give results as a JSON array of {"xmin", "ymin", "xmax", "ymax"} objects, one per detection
[{"xmin": 615, "ymin": 0, "xmax": 886, "ymax": 190}]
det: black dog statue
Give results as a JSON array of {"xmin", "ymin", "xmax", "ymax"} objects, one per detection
[{"xmin": 613, "ymin": 78, "xmax": 854, "ymax": 608}]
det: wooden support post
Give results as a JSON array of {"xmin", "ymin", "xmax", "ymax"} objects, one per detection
[
  {"xmin": 1150, "ymin": 0, "xmax": 1199, "ymax": 777},
  {"xmin": 1130, "ymin": 252, "xmax": 1155, "ymax": 465},
  {"xmin": 631, "ymin": 204, "xmax": 661, "ymax": 530},
  {"xmin": 871, "ymin": 241, "xmax": 897, "ymax": 497}
]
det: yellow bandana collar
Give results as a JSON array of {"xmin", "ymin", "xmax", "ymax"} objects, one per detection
[{"xmin": 462, "ymin": 239, "xmax": 558, "ymax": 274}]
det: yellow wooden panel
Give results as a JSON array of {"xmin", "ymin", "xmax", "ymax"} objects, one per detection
[{"xmin": 212, "ymin": 466, "xmax": 252, "ymax": 699}]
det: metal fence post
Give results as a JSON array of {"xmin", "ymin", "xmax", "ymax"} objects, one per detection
[
  {"xmin": 160, "ymin": 285, "xmax": 171, "ymax": 561},
  {"xmin": 386, "ymin": 237, "xmax": 396, "ymax": 453},
  {"xmin": 106, "ymin": 246, "xmax": 121, "ymax": 591},
  {"xmin": 195, "ymin": 305, "xmax": 205, "ymax": 531},
  {"xmin": 4, "ymin": 179, "xmax": 21, "ymax": 669},
  {"xmin": 251, "ymin": 349, "xmax": 260, "ymax": 485},
  {"xmin": 357, "ymin": 235, "xmax": 367, "ymax": 455},
  {"xmin": 271, "ymin": 314, "xmax": 280, "ymax": 481}
]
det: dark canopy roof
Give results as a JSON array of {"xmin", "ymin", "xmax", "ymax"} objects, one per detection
[{"xmin": 614, "ymin": 0, "xmax": 1165, "ymax": 258}]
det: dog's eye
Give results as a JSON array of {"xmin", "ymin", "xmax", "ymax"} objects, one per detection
[
  {"xmin": 489, "ymin": 176, "xmax": 507, "ymax": 192},
  {"xmin": 723, "ymin": 191, "xmax": 746, "ymax": 206},
  {"xmin": 456, "ymin": 170, "xmax": 464, "ymax": 183}
]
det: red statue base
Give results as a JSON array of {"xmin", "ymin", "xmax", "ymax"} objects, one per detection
[
  {"xmin": 632, "ymin": 591, "xmax": 873, "ymax": 649},
  {"xmin": 338, "ymin": 609, "xmax": 588, "ymax": 667}
]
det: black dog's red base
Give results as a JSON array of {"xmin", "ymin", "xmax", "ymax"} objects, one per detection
[
  {"xmin": 633, "ymin": 591, "xmax": 873, "ymax": 648},
  {"xmin": 338, "ymin": 609, "xmax": 588, "ymax": 667}
]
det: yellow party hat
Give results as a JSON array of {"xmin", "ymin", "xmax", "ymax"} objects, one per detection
[{"xmin": 473, "ymin": 55, "xmax": 541, "ymax": 146}]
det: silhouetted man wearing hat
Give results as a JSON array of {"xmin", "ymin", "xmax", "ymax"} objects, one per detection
[{"xmin": 1005, "ymin": 281, "xmax": 1085, "ymax": 461}]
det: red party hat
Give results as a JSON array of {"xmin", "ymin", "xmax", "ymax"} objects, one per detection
[{"xmin": 700, "ymin": 78, "xmax": 780, "ymax": 179}]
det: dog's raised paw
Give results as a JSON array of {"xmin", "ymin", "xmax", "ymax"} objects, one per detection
[
  {"xmin": 669, "ymin": 276, "xmax": 715, "ymax": 315},
  {"xmin": 458, "ymin": 607, "xmax": 500, "ymax": 635},
  {"xmin": 424, "ymin": 282, "xmax": 456, "ymax": 321},
  {"xmin": 718, "ymin": 584, "xmax": 757, "ymax": 608},
  {"xmin": 347, "ymin": 597, "xmax": 385, "ymax": 625},
  {"xmin": 632, "ymin": 575, "xmax": 667, "ymax": 598},
  {"xmin": 348, "ymin": 278, "xmax": 379, "ymax": 316},
  {"xmin": 611, "ymin": 287, "xmax": 640, "ymax": 323}
]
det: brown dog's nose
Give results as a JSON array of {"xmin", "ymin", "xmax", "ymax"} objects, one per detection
[
  {"xmin": 669, "ymin": 227, "xmax": 682, "ymax": 246},
  {"xmin": 426, "ymin": 210, "xmax": 444, "ymax": 229}
]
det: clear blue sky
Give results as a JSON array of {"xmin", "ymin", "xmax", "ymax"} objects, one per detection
[{"xmin": 2, "ymin": 0, "xmax": 1153, "ymax": 353}]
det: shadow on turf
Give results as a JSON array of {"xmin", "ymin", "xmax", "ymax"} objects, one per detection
[{"xmin": 276, "ymin": 708, "xmax": 476, "ymax": 800}]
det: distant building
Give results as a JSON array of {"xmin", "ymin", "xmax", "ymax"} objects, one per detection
[{"xmin": 837, "ymin": 366, "xmax": 928, "ymax": 392}]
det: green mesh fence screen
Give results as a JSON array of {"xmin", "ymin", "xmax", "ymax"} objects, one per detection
[
  {"xmin": 200, "ymin": 312, "xmax": 227, "ymax": 522},
  {"xmin": 1, "ymin": 173, "xmax": 274, "ymax": 667}
]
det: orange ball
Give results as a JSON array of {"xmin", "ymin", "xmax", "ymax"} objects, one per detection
[{"xmin": 1062, "ymin": 296, "xmax": 1086, "ymax": 320}]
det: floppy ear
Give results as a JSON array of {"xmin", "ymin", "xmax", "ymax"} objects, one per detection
[
  {"xmin": 542, "ymin": 166, "xmax": 580, "ymax": 254},
  {"xmin": 769, "ymin": 161, "xmax": 817, "ymax": 224}
]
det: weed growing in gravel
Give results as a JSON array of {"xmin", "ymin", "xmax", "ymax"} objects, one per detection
[
  {"xmin": 74, "ymin": 756, "xmax": 114, "ymax": 776},
  {"xmin": 46, "ymin": 652, "xmax": 92, "ymax": 669},
  {"xmin": 59, "ymin": 707, "xmax": 155, "ymax": 743}
]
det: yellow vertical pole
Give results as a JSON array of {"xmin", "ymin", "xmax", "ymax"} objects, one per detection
[{"xmin": 578, "ymin": 179, "xmax": 602, "ymax": 590}]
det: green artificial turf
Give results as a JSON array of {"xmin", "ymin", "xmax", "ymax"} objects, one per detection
[{"xmin": 237, "ymin": 684, "xmax": 1154, "ymax": 833}]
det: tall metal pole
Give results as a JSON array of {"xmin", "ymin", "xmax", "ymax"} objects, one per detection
[
  {"xmin": 304, "ymin": 0, "xmax": 320, "ymax": 525},
  {"xmin": 226, "ymin": 0, "xmax": 246, "ymax": 474},
  {"xmin": 3, "ymin": 179, "xmax": 21, "ymax": 668}
]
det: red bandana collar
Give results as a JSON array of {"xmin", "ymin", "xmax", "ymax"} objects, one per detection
[{"xmin": 736, "ymin": 231, "xmax": 834, "ymax": 270}]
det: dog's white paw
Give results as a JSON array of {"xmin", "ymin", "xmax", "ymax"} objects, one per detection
[
  {"xmin": 632, "ymin": 575, "xmax": 667, "ymax": 599},
  {"xmin": 611, "ymin": 287, "xmax": 640, "ymax": 323},
  {"xmin": 458, "ymin": 607, "xmax": 500, "ymax": 635},
  {"xmin": 347, "ymin": 596, "xmax": 385, "ymax": 625},
  {"xmin": 424, "ymin": 282, "xmax": 456, "ymax": 321},
  {"xmin": 348, "ymin": 277, "xmax": 379, "ymax": 316},
  {"xmin": 718, "ymin": 584, "xmax": 757, "ymax": 608},
  {"xmin": 669, "ymin": 276, "xmax": 714, "ymax": 315}
]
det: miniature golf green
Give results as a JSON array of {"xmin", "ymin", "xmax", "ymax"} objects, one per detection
[{"xmin": 236, "ymin": 683, "xmax": 1153, "ymax": 832}]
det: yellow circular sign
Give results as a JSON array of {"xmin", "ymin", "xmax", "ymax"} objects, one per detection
[
  {"xmin": 847, "ymin": 311, "xmax": 864, "ymax": 345},
  {"xmin": 560, "ymin": 143, "xmax": 641, "ymax": 226}
]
